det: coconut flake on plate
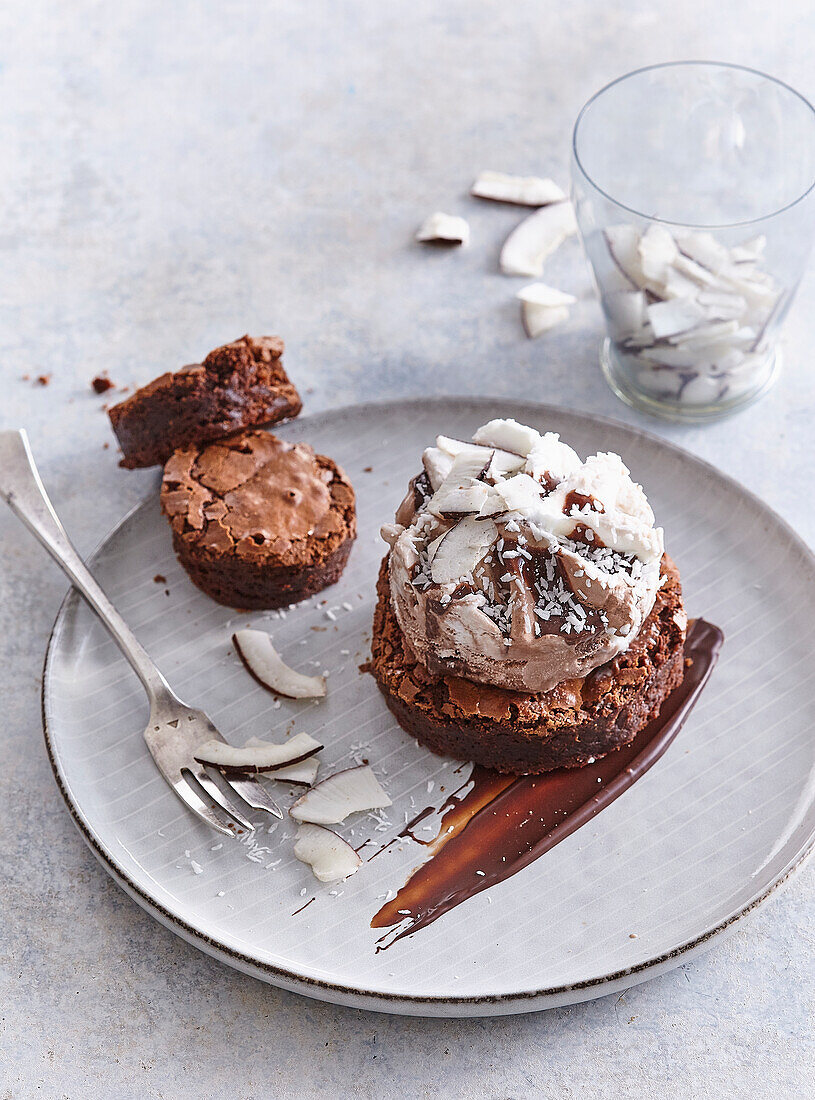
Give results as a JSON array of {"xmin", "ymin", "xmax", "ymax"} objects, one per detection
[
  {"xmin": 416, "ymin": 212, "xmax": 470, "ymax": 245},
  {"xmin": 471, "ymin": 170, "xmax": 568, "ymax": 206},
  {"xmin": 233, "ymin": 630, "xmax": 326, "ymax": 698},
  {"xmin": 294, "ymin": 823, "xmax": 362, "ymax": 882},
  {"xmin": 289, "ymin": 765, "xmax": 392, "ymax": 824},
  {"xmin": 195, "ymin": 731, "xmax": 323, "ymax": 773},
  {"xmin": 499, "ymin": 203, "xmax": 577, "ymax": 277},
  {"xmin": 245, "ymin": 737, "xmax": 320, "ymax": 785}
]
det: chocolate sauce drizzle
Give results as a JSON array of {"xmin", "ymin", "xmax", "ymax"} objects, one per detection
[{"xmin": 371, "ymin": 619, "xmax": 723, "ymax": 949}]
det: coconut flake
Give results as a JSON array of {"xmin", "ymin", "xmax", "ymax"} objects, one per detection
[
  {"xmin": 670, "ymin": 319, "xmax": 741, "ymax": 348},
  {"xmin": 517, "ymin": 283, "xmax": 576, "ymax": 309},
  {"xmin": 290, "ymin": 765, "xmax": 392, "ymax": 824},
  {"xmin": 517, "ymin": 283, "xmax": 576, "ymax": 338},
  {"xmin": 498, "ymin": 473, "xmax": 546, "ymax": 514},
  {"xmin": 676, "ymin": 231, "xmax": 731, "ymax": 274},
  {"xmin": 440, "ymin": 448, "xmax": 493, "ymax": 485},
  {"xmin": 521, "ymin": 303, "xmax": 569, "ymax": 339},
  {"xmin": 486, "ymin": 449, "xmax": 527, "ymax": 480},
  {"xmin": 604, "ymin": 290, "xmax": 646, "ymax": 340},
  {"xmin": 430, "ymin": 516, "xmax": 498, "ymax": 584},
  {"xmin": 422, "ymin": 446, "xmax": 455, "ymax": 490},
  {"xmin": 471, "ymin": 170, "xmax": 567, "ymax": 207},
  {"xmin": 637, "ymin": 224, "xmax": 679, "ymax": 283},
  {"xmin": 195, "ymin": 731, "xmax": 322, "ymax": 773},
  {"xmin": 672, "ymin": 253, "xmax": 717, "ymax": 286},
  {"xmin": 499, "ymin": 203, "xmax": 577, "ymax": 277},
  {"xmin": 472, "ymin": 418, "xmax": 541, "ymax": 457},
  {"xmin": 660, "ymin": 267, "xmax": 704, "ymax": 300},
  {"xmin": 233, "ymin": 630, "xmax": 327, "ymax": 698},
  {"xmin": 245, "ymin": 737, "xmax": 320, "ymax": 785},
  {"xmin": 416, "ymin": 212, "xmax": 470, "ymax": 245},
  {"xmin": 428, "ymin": 481, "xmax": 491, "ymax": 515},
  {"xmin": 604, "ymin": 225, "xmax": 646, "ymax": 288},
  {"xmin": 294, "ymin": 824, "xmax": 362, "ymax": 883},
  {"xmin": 646, "ymin": 298, "xmax": 707, "ymax": 339},
  {"xmin": 730, "ymin": 235, "xmax": 766, "ymax": 263},
  {"xmin": 697, "ymin": 288, "xmax": 749, "ymax": 320}
]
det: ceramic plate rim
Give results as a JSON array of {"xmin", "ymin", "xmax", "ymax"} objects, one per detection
[{"xmin": 41, "ymin": 396, "xmax": 815, "ymax": 1015}]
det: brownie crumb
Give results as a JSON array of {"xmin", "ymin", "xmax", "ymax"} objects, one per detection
[
  {"xmin": 153, "ymin": 574, "xmax": 167, "ymax": 584},
  {"xmin": 92, "ymin": 375, "xmax": 115, "ymax": 394},
  {"xmin": 36, "ymin": 374, "xmax": 51, "ymax": 386},
  {"xmin": 363, "ymin": 466, "xmax": 373, "ymax": 473}
]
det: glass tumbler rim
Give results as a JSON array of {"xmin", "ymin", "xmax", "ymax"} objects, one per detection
[{"xmin": 572, "ymin": 59, "xmax": 815, "ymax": 231}]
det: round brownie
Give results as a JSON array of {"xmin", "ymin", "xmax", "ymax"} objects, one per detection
[
  {"xmin": 109, "ymin": 335, "xmax": 301, "ymax": 468},
  {"xmin": 160, "ymin": 430, "xmax": 356, "ymax": 609},
  {"xmin": 367, "ymin": 554, "xmax": 687, "ymax": 774}
]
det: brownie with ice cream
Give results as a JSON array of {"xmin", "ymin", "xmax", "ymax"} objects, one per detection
[{"xmin": 367, "ymin": 418, "xmax": 687, "ymax": 774}]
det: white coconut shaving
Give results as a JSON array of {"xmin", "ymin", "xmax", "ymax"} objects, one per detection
[
  {"xmin": 416, "ymin": 212, "xmax": 470, "ymax": 245},
  {"xmin": 599, "ymin": 223, "xmax": 782, "ymax": 407}
]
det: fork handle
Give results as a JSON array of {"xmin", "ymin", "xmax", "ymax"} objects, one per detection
[{"xmin": 0, "ymin": 429, "xmax": 174, "ymax": 704}]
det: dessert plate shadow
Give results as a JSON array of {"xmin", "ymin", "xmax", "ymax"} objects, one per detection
[{"xmin": 42, "ymin": 398, "xmax": 815, "ymax": 1017}]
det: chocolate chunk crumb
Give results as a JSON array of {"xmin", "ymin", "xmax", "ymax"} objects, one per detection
[{"xmin": 92, "ymin": 375, "xmax": 114, "ymax": 394}]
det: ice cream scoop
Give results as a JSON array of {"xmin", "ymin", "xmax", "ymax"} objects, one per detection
[{"xmin": 382, "ymin": 418, "xmax": 664, "ymax": 693}]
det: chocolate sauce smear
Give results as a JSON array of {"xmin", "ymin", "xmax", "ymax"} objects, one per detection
[{"xmin": 372, "ymin": 619, "xmax": 723, "ymax": 949}]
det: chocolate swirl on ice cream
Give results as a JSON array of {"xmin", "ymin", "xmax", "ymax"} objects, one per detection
[{"xmin": 381, "ymin": 419, "xmax": 664, "ymax": 694}]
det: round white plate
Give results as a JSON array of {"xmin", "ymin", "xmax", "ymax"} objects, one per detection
[{"xmin": 43, "ymin": 398, "xmax": 815, "ymax": 1016}]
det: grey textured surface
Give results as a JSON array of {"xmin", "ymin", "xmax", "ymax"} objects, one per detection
[{"xmin": 0, "ymin": 1, "xmax": 813, "ymax": 1097}]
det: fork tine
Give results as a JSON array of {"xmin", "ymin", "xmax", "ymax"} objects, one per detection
[
  {"xmin": 223, "ymin": 775, "xmax": 284, "ymax": 820},
  {"xmin": 190, "ymin": 768, "xmax": 255, "ymax": 833},
  {"xmin": 172, "ymin": 775, "xmax": 238, "ymax": 837}
]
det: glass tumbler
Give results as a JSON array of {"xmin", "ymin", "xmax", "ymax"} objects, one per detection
[{"xmin": 572, "ymin": 62, "xmax": 815, "ymax": 422}]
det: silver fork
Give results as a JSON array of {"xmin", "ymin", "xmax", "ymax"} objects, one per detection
[{"xmin": 0, "ymin": 428, "xmax": 282, "ymax": 836}]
